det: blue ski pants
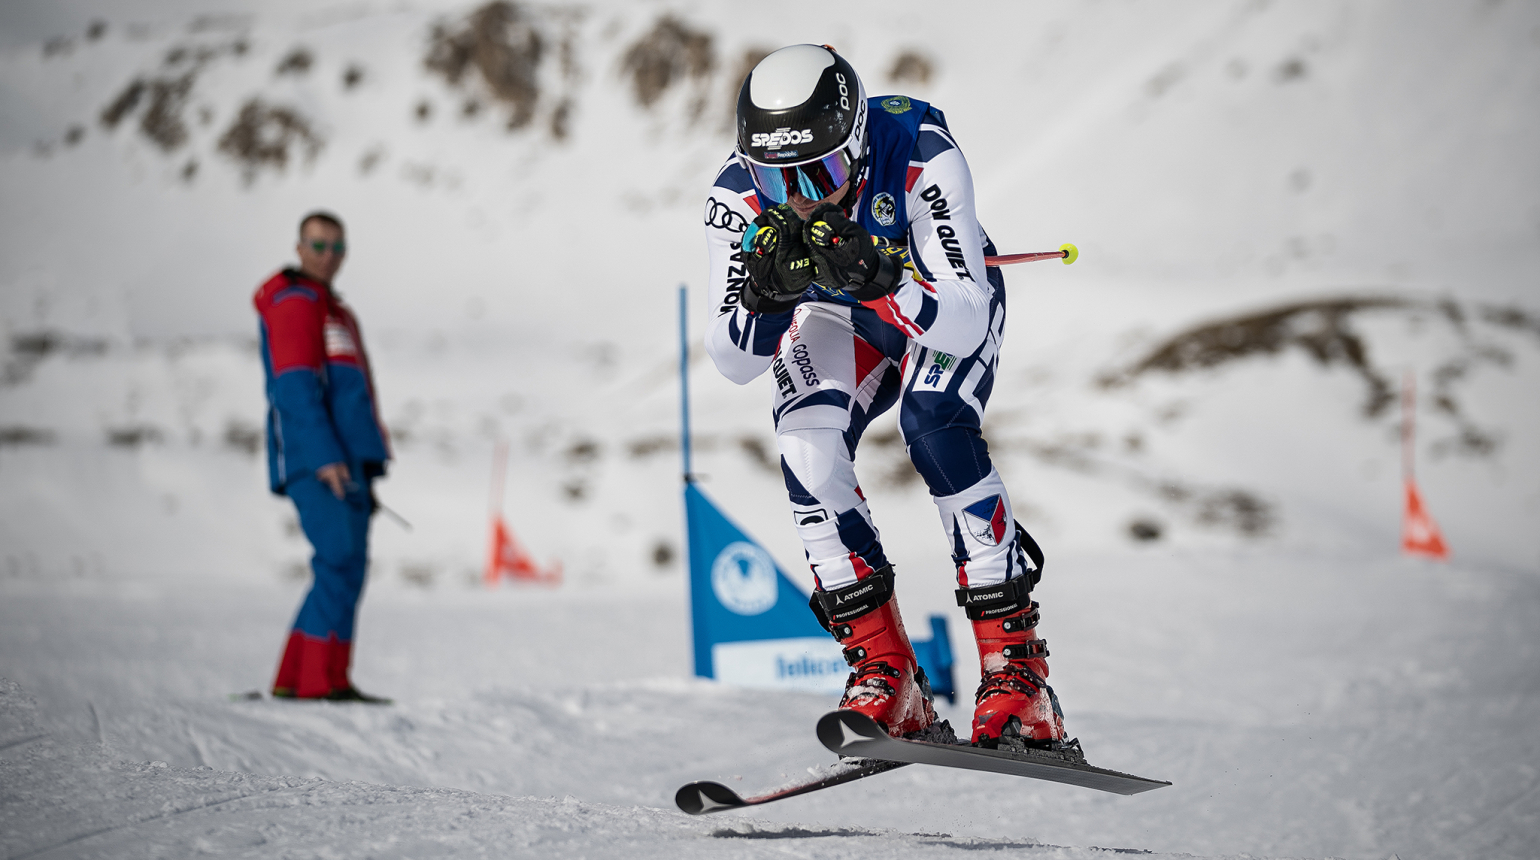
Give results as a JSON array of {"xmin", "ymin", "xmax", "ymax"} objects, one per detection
[{"xmin": 287, "ymin": 472, "xmax": 373, "ymax": 642}]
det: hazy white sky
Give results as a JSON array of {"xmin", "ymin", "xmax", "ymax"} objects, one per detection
[
  {"xmin": 0, "ymin": 0, "xmax": 476, "ymax": 49},
  {"xmin": 0, "ymin": 0, "xmax": 187, "ymax": 49}
]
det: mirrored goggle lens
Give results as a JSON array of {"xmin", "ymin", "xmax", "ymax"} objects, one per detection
[{"xmin": 745, "ymin": 149, "xmax": 856, "ymax": 204}]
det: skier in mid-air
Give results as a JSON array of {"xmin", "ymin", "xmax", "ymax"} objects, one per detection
[{"xmin": 703, "ymin": 45, "xmax": 1068, "ymax": 749}]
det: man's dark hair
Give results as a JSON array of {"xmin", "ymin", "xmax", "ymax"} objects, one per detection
[{"xmin": 299, "ymin": 210, "xmax": 345, "ymax": 237}]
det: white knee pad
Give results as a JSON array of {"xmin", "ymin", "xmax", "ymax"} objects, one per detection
[
  {"xmin": 776, "ymin": 427, "xmax": 862, "ymax": 513},
  {"xmin": 777, "ymin": 427, "xmax": 881, "ymax": 589}
]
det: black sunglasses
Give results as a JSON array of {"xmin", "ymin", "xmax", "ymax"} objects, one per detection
[{"xmin": 307, "ymin": 240, "xmax": 347, "ymax": 255}]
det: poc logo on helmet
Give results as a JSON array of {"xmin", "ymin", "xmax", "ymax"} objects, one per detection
[
  {"xmin": 751, "ymin": 128, "xmax": 814, "ymax": 150},
  {"xmin": 836, "ymin": 72, "xmax": 850, "ymax": 110}
]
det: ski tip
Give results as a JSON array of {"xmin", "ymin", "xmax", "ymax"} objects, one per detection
[
  {"xmin": 1093, "ymin": 771, "xmax": 1172, "ymax": 795},
  {"xmin": 674, "ymin": 781, "xmax": 746, "ymax": 815},
  {"xmin": 1059, "ymin": 243, "xmax": 1079, "ymax": 265},
  {"xmin": 815, "ymin": 709, "xmax": 888, "ymax": 754}
]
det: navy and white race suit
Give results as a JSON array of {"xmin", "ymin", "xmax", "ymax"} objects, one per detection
[{"xmin": 703, "ymin": 94, "xmax": 1037, "ymax": 593}]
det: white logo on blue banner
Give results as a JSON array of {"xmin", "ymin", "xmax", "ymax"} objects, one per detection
[{"xmin": 711, "ymin": 541, "xmax": 778, "ymax": 615}]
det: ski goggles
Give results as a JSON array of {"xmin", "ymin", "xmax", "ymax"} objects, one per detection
[{"xmin": 740, "ymin": 147, "xmax": 859, "ymax": 205}]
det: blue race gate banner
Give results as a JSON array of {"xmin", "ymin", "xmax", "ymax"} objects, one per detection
[{"xmin": 684, "ymin": 481, "xmax": 848, "ymax": 693}]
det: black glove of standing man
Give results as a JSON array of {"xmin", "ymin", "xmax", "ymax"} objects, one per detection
[
  {"xmin": 740, "ymin": 204, "xmax": 815, "ymax": 314},
  {"xmin": 803, "ymin": 202, "xmax": 907, "ymax": 301}
]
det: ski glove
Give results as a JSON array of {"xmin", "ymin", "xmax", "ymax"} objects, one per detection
[
  {"xmin": 741, "ymin": 204, "xmax": 814, "ymax": 315},
  {"xmin": 804, "ymin": 203, "xmax": 906, "ymax": 301}
]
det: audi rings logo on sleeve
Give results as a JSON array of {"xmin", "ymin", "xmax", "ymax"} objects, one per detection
[{"xmin": 704, "ymin": 196, "xmax": 750, "ymax": 234}]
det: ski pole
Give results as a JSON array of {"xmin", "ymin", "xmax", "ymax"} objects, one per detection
[
  {"xmin": 984, "ymin": 243, "xmax": 1078, "ymax": 267},
  {"xmin": 375, "ymin": 499, "xmax": 413, "ymax": 531}
]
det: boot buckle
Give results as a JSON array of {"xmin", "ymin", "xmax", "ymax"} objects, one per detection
[{"xmin": 1000, "ymin": 639, "xmax": 1048, "ymax": 661}]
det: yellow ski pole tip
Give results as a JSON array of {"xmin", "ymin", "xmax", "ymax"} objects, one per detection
[{"xmin": 1059, "ymin": 243, "xmax": 1079, "ymax": 265}]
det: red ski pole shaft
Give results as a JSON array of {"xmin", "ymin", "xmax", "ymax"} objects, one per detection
[
  {"xmin": 984, "ymin": 243, "xmax": 1079, "ymax": 267},
  {"xmin": 986, "ymin": 251, "xmax": 1064, "ymax": 265}
]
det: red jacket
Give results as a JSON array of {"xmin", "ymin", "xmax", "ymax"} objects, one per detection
[{"xmin": 254, "ymin": 269, "xmax": 390, "ymax": 493}]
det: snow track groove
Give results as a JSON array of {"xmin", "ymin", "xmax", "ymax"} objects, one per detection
[{"xmin": 10, "ymin": 779, "xmax": 308, "ymax": 860}]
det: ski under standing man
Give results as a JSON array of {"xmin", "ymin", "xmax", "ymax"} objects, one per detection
[
  {"xmin": 704, "ymin": 45, "xmax": 1068, "ymax": 749},
  {"xmin": 254, "ymin": 211, "xmax": 392, "ymax": 703}
]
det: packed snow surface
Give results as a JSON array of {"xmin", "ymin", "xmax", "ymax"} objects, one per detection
[{"xmin": 3, "ymin": 0, "xmax": 1539, "ymax": 857}]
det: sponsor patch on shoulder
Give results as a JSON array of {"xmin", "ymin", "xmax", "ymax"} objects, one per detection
[
  {"xmin": 872, "ymin": 192, "xmax": 897, "ymax": 227},
  {"xmin": 882, "ymin": 95, "xmax": 912, "ymax": 114},
  {"xmin": 323, "ymin": 319, "xmax": 358, "ymax": 358}
]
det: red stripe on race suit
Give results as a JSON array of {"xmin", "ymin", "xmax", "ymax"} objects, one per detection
[
  {"xmin": 853, "ymin": 336, "xmax": 885, "ymax": 387},
  {"xmin": 990, "ymin": 498, "xmax": 1008, "ymax": 544},
  {"xmin": 849, "ymin": 552, "xmax": 876, "ymax": 580},
  {"xmin": 865, "ymin": 294, "xmax": 923, "ymax": 338}
]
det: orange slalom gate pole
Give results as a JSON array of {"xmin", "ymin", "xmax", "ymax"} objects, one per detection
[
  {"xmin": 485, "ymin": 441, "xmax": 563, "ymax": 586},
  {"xmin": 1400, "ymin": 372, "xmax": 1449, "ymax": 560}
]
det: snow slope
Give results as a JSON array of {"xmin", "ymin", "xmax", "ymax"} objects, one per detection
[
  {"xmin": 4, "ymin": 546, "xmax": 1539, "ymax": 858},
  {"xmin": 2, "ymin": 1, "xmax": 1539, "ymax": 857}
]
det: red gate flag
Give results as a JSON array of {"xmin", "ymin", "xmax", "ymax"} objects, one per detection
[
  {"xmin": 1401, "ymin": 481, "xmax": 1449, "ymax": 560},
  {"xmin": 485, "ymin": 515, "xmax": 562, "ymax": 586},
  {"xmin": 484, "ymin": 440, "xmax": 561, "ymax": 586}
]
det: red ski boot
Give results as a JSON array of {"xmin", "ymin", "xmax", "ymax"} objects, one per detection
[
  {"xmin": 956, "ymin": 566, "xmax": 1068, "ymax": 749},
  {"xmin": 812, "ymin": 566, "xmax": 936, "ymax": 738}
]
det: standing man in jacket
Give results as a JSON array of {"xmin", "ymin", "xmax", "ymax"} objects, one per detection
[{"xmin": 255, "ymin": 211, "xmax": 391, "ymax": 702}]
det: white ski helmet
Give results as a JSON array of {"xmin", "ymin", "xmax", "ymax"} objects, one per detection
[{"xmin": 736, "ymin": 44, "xmax": 868, "ymax": 205}]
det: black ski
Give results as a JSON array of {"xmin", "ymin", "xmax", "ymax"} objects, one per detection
[
  {"xmin": 816, "ymin": 710, "xmax": 1170, "ymax": 795},
  {"xmin": 674, "ymin": 757, "xmax": 908, "ymax": 815}
]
